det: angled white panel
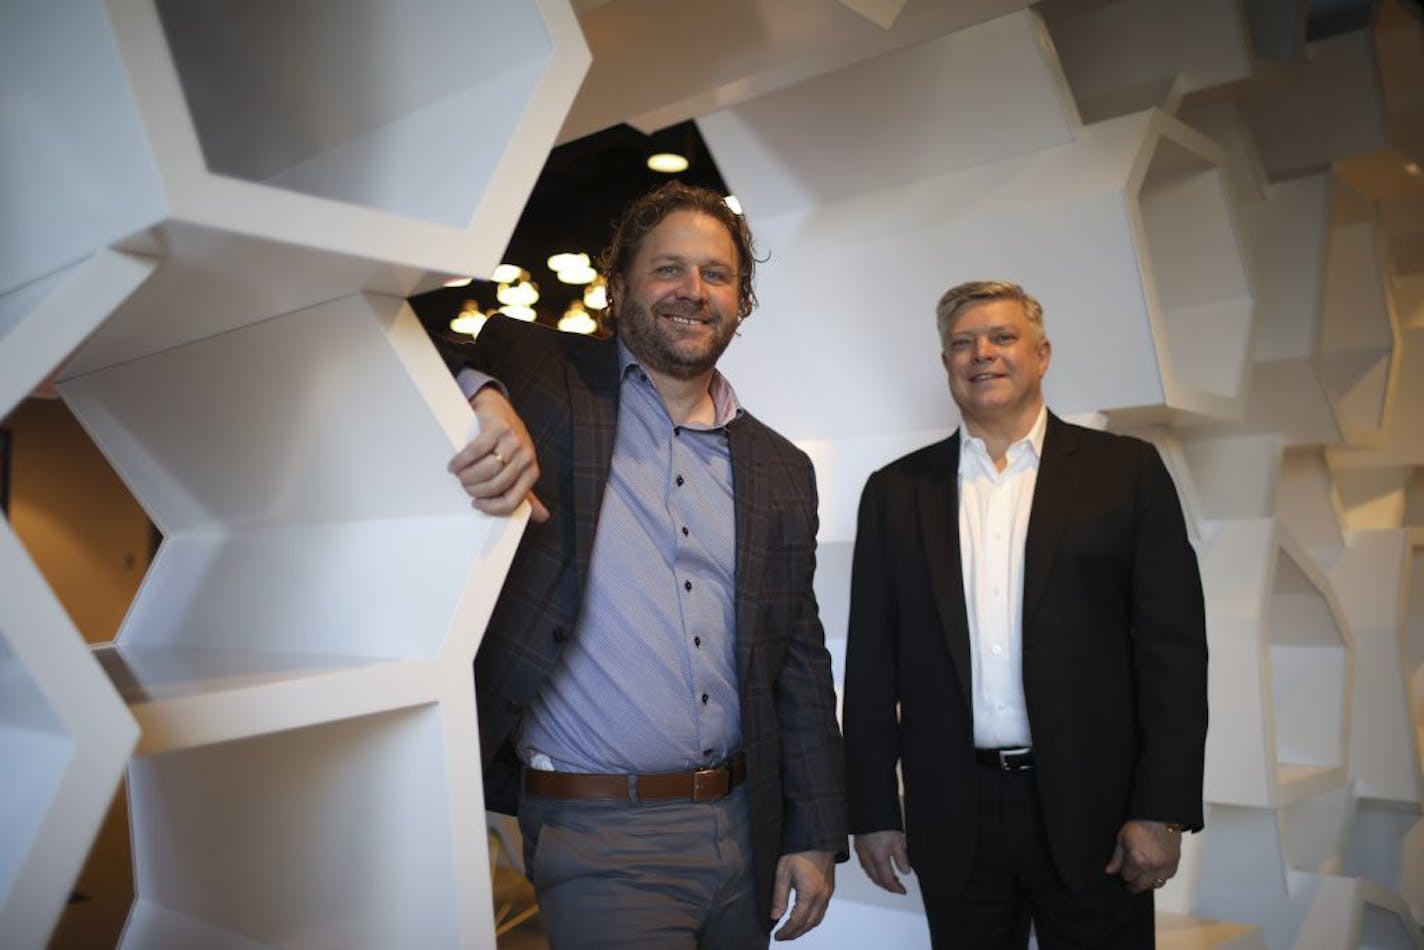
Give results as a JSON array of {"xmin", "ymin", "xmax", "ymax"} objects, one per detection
[
  {"xmin": 1237, "ymin": 30, "xmax": 1389, "ymax": 180},
  {"xmin": 1317, "ymin": 181, "xmax": 1402, "ymax": 448},
  {"xmin": 0, "ymin": 3, "xmax": 167, "ymax": 296},
  {"xmin": 1038, "ymin": 0, "xmax": 1253, "ymax": 124},
  {"xmin": 560, "ymin": 0, "xmax": 1032, "ymax": 142},
  {"xmin": 700, "ymin": 9, "xmax": 1080, "ymax": 220},
  {"xmin": 0, "ymin": 521, "xmax": 139, "ymax": 948},
  {"xmin": 1276, "ymin": 449, "xmax": 1345, "ymax": 567},
  {"xmin": 1178, "ymin": 433, "xmax": 1280, "ymax": 520}
]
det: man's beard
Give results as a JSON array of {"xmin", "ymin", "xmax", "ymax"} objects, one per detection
[{"xmin": 616, "ymin": 298, "xmax": 737, "ymax": 381}]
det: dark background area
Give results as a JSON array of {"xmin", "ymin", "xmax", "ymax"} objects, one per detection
[{"xmin": 408, "ymin": 120, "xmax": 729, "ymax": 351}]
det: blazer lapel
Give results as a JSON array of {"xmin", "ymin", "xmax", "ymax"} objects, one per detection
[
  {"xmin": 1022, "ymin": 413, "xmax": 1080, "ymax": 636},
  {"xmin": 728, "ymin": 419, "xmax": 764, "ymax": 682},
  {"xmin": 918, "ymin": 433, "xmax": 974, "ymax": 710},
  {"xmin": 566, "ymin": 336, "xmax": 620, "ymax": 596}
]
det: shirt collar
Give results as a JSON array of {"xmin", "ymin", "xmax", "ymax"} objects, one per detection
[
  {"xmin": 957, "ymin": 404, "xmax": 1048, "ymax": 474},
  {"xmin": 617, "ymin": 340, "xmax": 744, "ymax": 429}
]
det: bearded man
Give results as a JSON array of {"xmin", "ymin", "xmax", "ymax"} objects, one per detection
[{"xmin": 447, "ymin": 182, "xmax": 847, "ymax": 949}]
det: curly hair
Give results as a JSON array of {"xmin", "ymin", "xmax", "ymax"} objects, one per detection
[{"xmin": 598, "ymin": 181, "xmax": 758, "ymax": 320}]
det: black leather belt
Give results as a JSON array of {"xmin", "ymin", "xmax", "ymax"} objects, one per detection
[
  {"xmin": 524, "ymin": 752, "xmax": 746, "ymax": 803},
  {"xmin": 975, "ymin": 747, "xmax": 1034, "ymax": 771}
]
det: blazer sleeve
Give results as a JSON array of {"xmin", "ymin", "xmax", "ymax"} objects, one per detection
[
  {"xmin": 1127, "ymin": 443, "xmax": 1208, "ymax": 830},
  {"xmin": 774, "ymin": 450, "xmax": 851, "ymax": 859},
  {"xmin": 841, "ymin": 470, "xmax": 906, "ymax": 835}
]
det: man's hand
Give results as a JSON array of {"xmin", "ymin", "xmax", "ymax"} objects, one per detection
[
  {"xmin": 447, "ymin": 387, "xmax": 549, "ymax": 522},
  {"xmin": 854, "ymin": 830, "xmax": 911, "ymax": 895},
  {"xmin": 770, "ymin": 850, "xmax": 835, "ymax": 941},
  {"xmin": 1105, "ymin": 820, "xmax": 1182, "ymax": 893}
]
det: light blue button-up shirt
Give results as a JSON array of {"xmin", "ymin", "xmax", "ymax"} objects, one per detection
[{"xmin": 511, "ymin": 343, "xmax": 744, "ymax": 774}]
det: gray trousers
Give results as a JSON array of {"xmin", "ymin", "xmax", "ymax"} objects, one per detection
[{"xmin": 518, "ymin": 784, "xmax": 767, "ymax": 949}]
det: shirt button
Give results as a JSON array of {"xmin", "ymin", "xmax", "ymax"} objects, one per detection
[
  {"xmin": 694, "ymin": 636, "xmax": 702, "ymax": 648},
  {"xmin": 684, "ymin": 579, "xmax": 693, "ymax": 592},
  {"xmin": 674, "ymin": 426, "xmax": 682, "ymax": 436},
  {"xmin": 676, "ymin": 474, "xmax": 685, "ymax": 486},
  {"xmin": 701, "ymin": 693, "xmax": 709, "ymax": 704},
  {"xmin": 681, "ymin": 526, "xmax": 689, "ymax": 536},
  {"xmin": 991, "ymin": 644, "xmax": 1002, "ymax": 655}
]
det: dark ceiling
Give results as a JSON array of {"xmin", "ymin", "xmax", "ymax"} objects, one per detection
[{"xmin": 408, "ymin": 120, "xmax": 729, "ymax": 349}]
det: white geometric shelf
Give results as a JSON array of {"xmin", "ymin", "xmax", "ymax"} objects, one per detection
[
  {"xmin": 2, "ymin": 2, "xmax": 589, "ymax": 946},
  {"xmin": 0, "ymin": 248, "xmax": 149, "ymax": 948},
  {"xmin": 2, "ymin": 0, "xmax": 588, "ymax": 303},
  {"xmin": 56, "ymin": 292, "xmax": 528, "ymax": 947}
]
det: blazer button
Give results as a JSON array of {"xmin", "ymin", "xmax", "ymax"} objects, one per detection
[{"xmin": 552, "ymin": 626, "xmax": 568, "ymax": 643}]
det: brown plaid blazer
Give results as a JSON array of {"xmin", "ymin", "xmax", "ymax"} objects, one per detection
[{"xmin": 465, "ymin": 316, "xmax": 847, "ymax": 922}]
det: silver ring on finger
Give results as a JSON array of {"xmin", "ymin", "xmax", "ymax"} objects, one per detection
[{"xmin": 492, "ymin": 449, "xmax": 507, "ymax": 466}]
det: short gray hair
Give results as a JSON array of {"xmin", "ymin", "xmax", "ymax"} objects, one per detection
[{"xmin": 935, "ymin": 280, "xmax": 1045, "ymax": 341}]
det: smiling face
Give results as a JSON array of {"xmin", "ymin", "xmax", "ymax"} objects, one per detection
[
  {"xmin": 610, "ymin": 209, "xmax": 742, "ymax": 383},
  {"xmin": 940, "ymin": 297, "xmax": 1051, "ymax": 437}
]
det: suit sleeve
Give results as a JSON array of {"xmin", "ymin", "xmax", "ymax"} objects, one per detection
[
  {"xmin": 842, "ymin": 471, "xmax": 906, "ymax": 835},
  {"xmin": 1128, "ymin": 444, "xmax": 1208, "ymax": 830},
  {"xmin": 774, "ymin": 452, "xmax": 850, "ymax": 860}
]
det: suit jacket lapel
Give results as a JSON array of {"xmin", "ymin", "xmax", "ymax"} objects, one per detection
[
  {"xmin": 566, "ymin": 336, "xmax": 620, "ymax": 597},
  {"xmin": 728, "ymin": 419, "xmax": 764, "ymax": 682},
  {"xmin": 918, "ymin": 433, "xmax": 974, "ymax": 710},
  {"xmin": 1022, "ymin": 413, "xmax": 1079, "ymax": 636}
]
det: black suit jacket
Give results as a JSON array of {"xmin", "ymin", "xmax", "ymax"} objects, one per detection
[
  {"xmin": 466, "ymin": 316, "xmax": 847, "ymax": 921},
  {"xmin": 842, "ymin": 412, "xmax": 1206, "ymax": 896}
]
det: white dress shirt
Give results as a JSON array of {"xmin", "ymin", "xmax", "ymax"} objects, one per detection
[{"xmin": 958, "ymin": 406, "xmax": 1048, "ymax": 749}]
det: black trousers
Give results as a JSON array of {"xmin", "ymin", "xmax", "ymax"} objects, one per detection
[{"xmin": 918, "ymin": 764, "xmax": 1154, "ymax": 949}]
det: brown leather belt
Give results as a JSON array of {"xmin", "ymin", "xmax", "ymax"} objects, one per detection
[{"xmin": 524, "ymin": 753, "xmax": 746, "ymax": 803}]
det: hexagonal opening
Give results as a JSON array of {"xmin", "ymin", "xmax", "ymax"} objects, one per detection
[
  {"xmin": 124, "ymin": 704, "xmax": 472, "ymax": 947},
  {"xmin": 1268, "ymin": 546, "xmax": 1350, "ymax": 781},
  {"xmin": 154, "ymin": 0, "xmax": 555, "ymax": 228},
  {"xmin": 57, "ymin": 294, "xmax": 501, "ymax": 690},
  {"xmin": 1136, "ymin": 134, "xmax": 1254, "ymax": 402}
]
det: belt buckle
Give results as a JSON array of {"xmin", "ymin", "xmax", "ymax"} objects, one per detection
[
  {"xmin": 691, "ymin": 765, "xmax": 729, "ymax": 802},
  {"xmin": 998, "ymin": 747, "xmax": 1031, "ymax": 771}
]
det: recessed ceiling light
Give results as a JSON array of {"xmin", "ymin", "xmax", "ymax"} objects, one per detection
[{"xmin": 647, "ymin": 152, "xmax": 689, "ymax": 173}]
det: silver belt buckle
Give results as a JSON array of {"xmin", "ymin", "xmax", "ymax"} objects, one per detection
[{"xmin": 998, "ymin": 747, "xmax": 1031, "ymax": 771}]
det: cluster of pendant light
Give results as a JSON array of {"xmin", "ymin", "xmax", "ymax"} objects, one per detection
[{"xmin": 444, "ymin": 150, "xmax": 740, "ymax": 340}]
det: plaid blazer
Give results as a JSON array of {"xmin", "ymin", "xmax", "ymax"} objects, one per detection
[{"xmin": 466, "ymin": 316, "xmax": 847, "ymax": 920}]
